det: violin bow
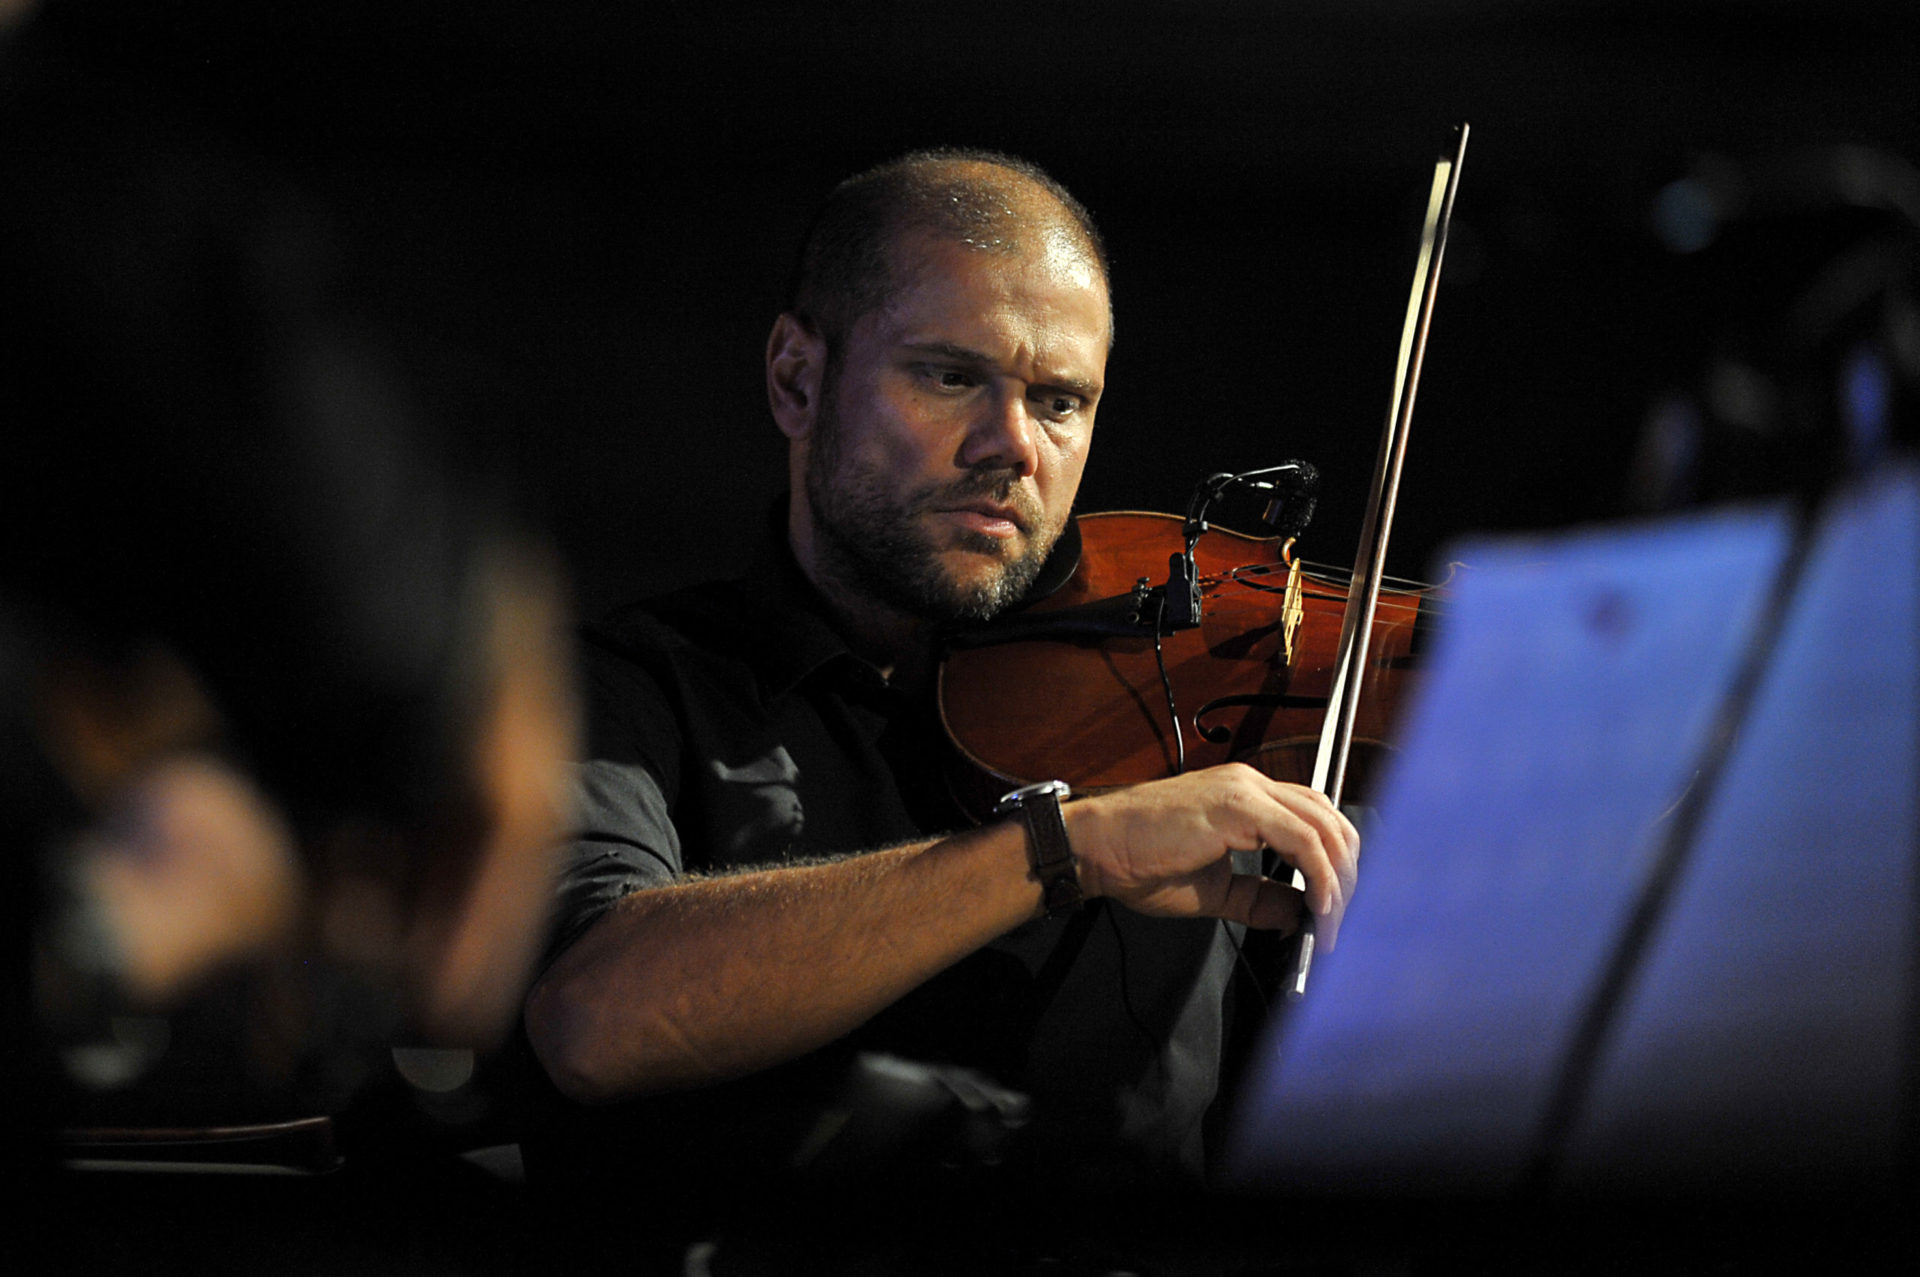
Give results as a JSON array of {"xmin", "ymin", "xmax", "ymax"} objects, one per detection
[{"xmin": 1286, "ymin": 122, "xmax": 1469, "ymax": 998}]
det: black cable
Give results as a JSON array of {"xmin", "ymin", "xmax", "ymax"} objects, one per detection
[
  {"xmin": 1220, "ymin": 918, "xmax": 1273, "ymax": 1018},
  {"xmin": 1152, "ymin": 592, "xmax": 1185, "ymax": 775},
  {"xmin": 1103, "ymin": 900, "xmax": 1165, "ymax": 1056}
]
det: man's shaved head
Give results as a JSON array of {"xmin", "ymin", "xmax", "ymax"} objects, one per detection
[{"xmin": 788, "ymin": 147, "xmax": 1111, "ymax": 353}]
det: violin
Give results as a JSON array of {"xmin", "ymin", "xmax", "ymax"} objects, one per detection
[{"xmin": 937, "ymin": 508, "xmax": 1434, "ymax": 823}]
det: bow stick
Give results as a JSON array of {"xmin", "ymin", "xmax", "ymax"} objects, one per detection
[{"xmin": 1284, "ymin": 122, "xmax": 1469, "ymax": 998}]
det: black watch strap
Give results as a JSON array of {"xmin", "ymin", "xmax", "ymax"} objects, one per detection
[{"xmin": 995, "ymin": 780, "xmax": 1083, "ymax": 918}]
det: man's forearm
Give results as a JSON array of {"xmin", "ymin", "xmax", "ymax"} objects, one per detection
[
  {"xmin": 526, "ymin": 764, "xmax": 1357, "ymax": 1104},
  {"xmin": 524, "ymin": 821, "xmax": 1042, "ymax": 1102}
]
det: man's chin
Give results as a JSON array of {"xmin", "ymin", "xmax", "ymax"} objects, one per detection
[
  {"xmin": 935, "ymin": 539, "xmax": 1025, "ymax": 582},
  {"xmin": 927, "ymin": 549, "xmax": 1043, "ymax": 621}
]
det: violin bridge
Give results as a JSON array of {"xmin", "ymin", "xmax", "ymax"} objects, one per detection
[{"xmin": 1281, "ymin": 557, "xmax": 1304, "ymax": 666}]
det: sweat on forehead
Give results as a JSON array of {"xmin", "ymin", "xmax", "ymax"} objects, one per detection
[
  {"xmin": 788, "ymin": 148, "xmax": 1110, "ymax": 345},
  {"xmin": 908, "ymin": 164, "xmax": 1043, "ymax": 249}
]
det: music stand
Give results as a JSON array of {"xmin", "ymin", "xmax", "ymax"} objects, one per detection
[{"xmin": 1224, "ymin": 465, "xmax": 1919, "ymax": 1196}]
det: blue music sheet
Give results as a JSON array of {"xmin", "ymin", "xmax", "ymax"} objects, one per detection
[{"xmin": 1225, "ymin": 466, "xmax": 1917, "ymax": 1194}]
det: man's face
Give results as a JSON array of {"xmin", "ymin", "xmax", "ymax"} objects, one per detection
[{"xmin": 801, "ymin": 229, "xmax": 1110, "ymax": 624}]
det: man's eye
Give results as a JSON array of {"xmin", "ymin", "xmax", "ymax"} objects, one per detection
[
  {"xmin": 1042, "ymin": 394, "xmax": 1081, "ymax": 418},
  {"xmin": 926, "ymin": 367, "xmax": 973, "ymax": 389}
]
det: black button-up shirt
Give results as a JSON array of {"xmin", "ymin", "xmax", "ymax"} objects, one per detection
[{"xmin": 538, "ymin": 518, "xmax": 1239, "ymax": 1190}]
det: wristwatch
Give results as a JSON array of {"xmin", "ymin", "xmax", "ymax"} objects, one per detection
[{"xmin": 994, "ymin": 779, "xmax": 1083, "ymax": 918}]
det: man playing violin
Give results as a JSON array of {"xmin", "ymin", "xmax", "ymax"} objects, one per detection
[{"xmin": 521, "ymin": 149, "xmax": 1358, "ymax": 1220}]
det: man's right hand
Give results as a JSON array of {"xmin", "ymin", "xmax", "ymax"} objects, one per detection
[{"xmin": 1063, "ymin": 763, "xmax": 1359, "ymax": 948}]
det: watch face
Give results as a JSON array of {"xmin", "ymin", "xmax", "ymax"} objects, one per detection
[{"xmin": 996, "ymin": 779, "xmax": 1070, "ymax": 812}]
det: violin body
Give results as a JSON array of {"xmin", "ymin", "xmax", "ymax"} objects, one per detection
[{"xmin": 938, "ymin": 511, "xmax": 1426, "ymax": 820}]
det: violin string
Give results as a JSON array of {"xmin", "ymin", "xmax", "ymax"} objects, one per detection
[
  {"xmin": 1218, "ymin": 564, "xmax": 1449, "ymax": 626},
  {"xmin": 1221, "ymin": 558, "xmax": 1448, "ymax": 596}
]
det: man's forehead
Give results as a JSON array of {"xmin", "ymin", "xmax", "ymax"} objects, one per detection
[
  {"xmin": 878, "ymin": 229, "xmax": 1110, "ymax": 338},
  {"xmin": 884, "ymin": 208, "xmax": 1103, "ymax": 284},
  {"xmin": 859, "ymin": 254, "xmax": 1110, "ymax": 392}
]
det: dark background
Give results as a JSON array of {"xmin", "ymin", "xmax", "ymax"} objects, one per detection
[
  {"xmin": 19, "ymin": 0, "xmax": 1919, "ymax": 617},
  {"xmin": 8, "ymin": 7, "xmax": 1916, "ymax": 1268}
]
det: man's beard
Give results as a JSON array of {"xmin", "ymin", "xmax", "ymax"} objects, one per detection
[{"xmin": 805, "ymin": 391, "xmax": 1059, "ymax": 625}]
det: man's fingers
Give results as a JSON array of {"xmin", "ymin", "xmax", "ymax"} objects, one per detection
[
  {"xmin": 1235, "ymin": 871, "xmax": 1337, "ymax": 951},
  {"xmin": 1070, "ymin": 765, "xmax": 1358, "ymax": 938},
  {"xmin": 1256, "ymin": 781, "xmax": 1359, "ymax": 918},
  {"xmin": 1251, "ymin": 801, "xmax": 1343, "ymax": 921},
  {"xmin": 1283, "ymin": 781, "xmax": 1361, "ymax": 863},
  {"xmin": 1223, "ymin": 872, "xmax": 1308, "ymax": 933}
]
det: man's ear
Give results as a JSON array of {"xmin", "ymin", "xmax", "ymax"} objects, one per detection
[{"xmin": 766, "ymin": 312, "xmax": 827, "ymax": 441}]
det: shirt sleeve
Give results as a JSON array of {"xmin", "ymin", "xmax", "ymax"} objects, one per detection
[{"xmin": 542, "ymin": 640, "xmax": 686, "ymax": 966}]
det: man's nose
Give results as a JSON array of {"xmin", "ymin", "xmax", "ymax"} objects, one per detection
[{"xmin": 957, "ymin": 388, "xmax": 1039, "ymax": 477}]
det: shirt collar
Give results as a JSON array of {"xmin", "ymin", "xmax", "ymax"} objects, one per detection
[{"xmin": 739, "ymin": 499, "xmax": 887, "ymax": 701}]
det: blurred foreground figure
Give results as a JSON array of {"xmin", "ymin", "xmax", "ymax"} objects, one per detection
[{"xmin": 0, "ymin": 17, "xmax": 577, "ymax": 1162}]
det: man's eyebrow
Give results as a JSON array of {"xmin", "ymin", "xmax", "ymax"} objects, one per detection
[
  {"xmin": 900, "ymin": 341, "xmax": 1102, "ymax": 398},
  {"xmin": 901, "ymin": 340, "xmax": 991, "ymax": 365}
]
